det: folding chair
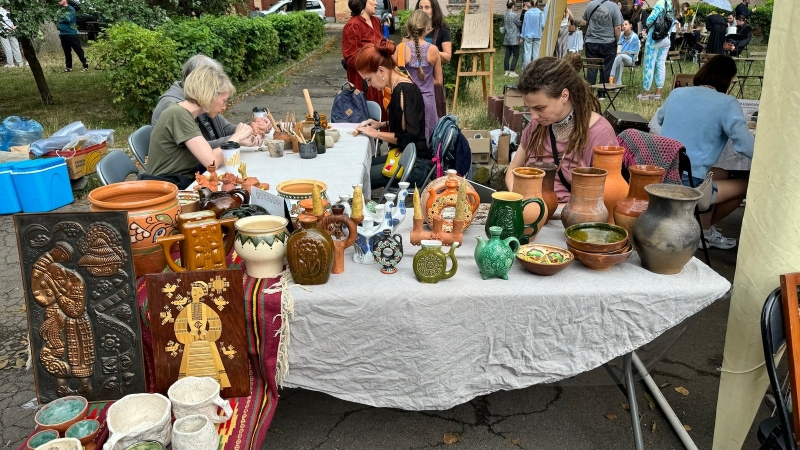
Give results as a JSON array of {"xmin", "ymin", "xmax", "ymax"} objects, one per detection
[
  {"xmin": 667, "ymin": 50, "xmax": 683, "ymax": 77},
  {"xmin": 582, "ymin": 57, "xmax": 624, "ymax": 113},
  {"xmin": 672, "ymin": 73, "xmax": 694, "ymax": 90},
  {"xmin": 382, "ymin": 143, "xmax": 416, "ymax": 196},
  {"xmin": 96, "ymin": 150, "xmax": 140, "ymax": 186},
  {"xmin": 366, "ymin": 101, "xmax": 382, "ymax": 122},
  {"xmin": 698, "ymin": 52, "xmax": 716, "ymax": 67},
  {"xmin": 128, "ymin": 125, "xmax": 153, "ymax": 170}
]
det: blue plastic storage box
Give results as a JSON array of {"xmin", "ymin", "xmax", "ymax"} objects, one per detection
[
  {"xmin": 0, "ymin": 161, "xmax": 22, "ymax": 214},
  {"xmin": 10, "ymin": 158, "xmax": 74, "ymax": 213}
]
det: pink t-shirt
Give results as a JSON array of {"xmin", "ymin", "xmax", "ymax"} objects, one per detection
[{"xmin": 520, "ymin": 116, "xmax": 617, "ymax": 202}]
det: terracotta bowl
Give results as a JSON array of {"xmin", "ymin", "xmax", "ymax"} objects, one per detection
[
  {"xmin": 567, "ymin": 242, "xmax": 633, "ymax": 271},
  {"xmin": 26, "ymin": 429, "xmax": 58, "ymax": 450},
  {"xmin": 65, "ymin": 418, "xmax": 100, "ymax": 445},
  {"xmin": 34, "ymin": 396, "xmax": 88, "ymax": 435},
  {"xmin": 564, "ymin": 222, "xmax": 629, "ymax": 253},
  {"xmin": 516, "ymin": 243, "xmax": 574, "ymax": 276}
]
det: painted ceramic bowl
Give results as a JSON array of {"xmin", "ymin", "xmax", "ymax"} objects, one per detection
[
  {"xmin": 567, "ymin": 242, "xmax": 633, "ymax": 271},
  {"xmin": 235, "ymin": 215, "xmax": 290, "ymax": 279},
  {"xmin": 564, "ymin": 222, "xmax": 629, "ymax": 253},
  {"xmin": 26, "ymin": 430, "xmax": 58, "ymax": 450},
  {"xmin": 276, "ymin": 179, "xmax": 329, "ymax": 218},
  {"xmin": 516, "ymin": 244, "xmax": 574, "ymax": 276},
  {"xmin": 177, "ymin": 190, "xmax": 200, "ymax": 213},
  {"xmin": 65, "ymin": 418, "xmax": 101, "ymax": 445},
  {"xmin": 122, "ymin": 442, "xmax": 164, "ymax": 450},
  {"xmin": 34, "ymin": 396, "xmax": 88, "ymax": 435},
  {"xmin": 33, "ymin": 437, "xmax": 83, "ymax": 450}
]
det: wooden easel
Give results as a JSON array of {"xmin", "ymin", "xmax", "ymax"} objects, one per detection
[{"xmin": 451, "ymin": 0, "xmax": 495, "ymax": 112}]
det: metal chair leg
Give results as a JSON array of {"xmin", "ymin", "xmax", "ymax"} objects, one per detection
[{"xmin": 624, "ymin": 353, "xmax": 645, "ymax": 450}]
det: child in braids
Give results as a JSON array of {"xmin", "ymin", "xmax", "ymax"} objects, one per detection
[{"xmin": 396, "ymin": 10, "xmax": 442, "ymax": 143}]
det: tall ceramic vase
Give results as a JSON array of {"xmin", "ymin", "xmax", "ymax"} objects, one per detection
[
  {"xmin": 592, "ymin": 146, "xmax": 628, "ymax": 224},
  {"xmin": 633, "ymin": 184, "xmax": 702, "ymax": 275},
  {"xmin": 614, "ymin": 165, "xmax": 665, "ymax": 247},
  {"xmin": 527, "ymin": 161, "xmax": 558, "ymax": 222},
  {"xmin": 560, "ymin": 167, "xmax": 608, "ymax": 228},
  {"xmin": 511, "ymin": 167, "xmax": 549, "ymax": 234}
]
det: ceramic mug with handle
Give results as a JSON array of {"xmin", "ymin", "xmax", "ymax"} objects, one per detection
[
  {"xmin": 168, "ymin": 376, "xmax": 233, "ymax": 424},
  {"xmin": 171, "ymin": 415, "xmax": 219, "ymax": 450},
  {"xmin": 103, "ymin": 393, "xmax": 172, "ymax": 450}
]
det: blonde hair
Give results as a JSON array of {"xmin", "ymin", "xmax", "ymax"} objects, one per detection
[
  {"xmin": 183, "ymin": 66, "xmax": 235, "ymax": 113},
  {"xmin": 405, "ymin": 10, "xmax": 430, "ymax": 80}
]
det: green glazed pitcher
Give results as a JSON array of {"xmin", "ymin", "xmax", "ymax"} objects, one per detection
[
  {"xmin": 485, "ymin": 191, "xmax": 545, "ymax": 245},
  {"xmin": 412, "ymin": 240, "xmax": 458, "ymax": 283},
  {"xmin": 475, "ymin": 226, "xmax": 520, "ymax": 280}
]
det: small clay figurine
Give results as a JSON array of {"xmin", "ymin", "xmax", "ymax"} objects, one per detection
[
  {"xmin": 208, "ymin": 162, "xmax": 219, "ymax": 192},
  {"xmin": 194, "ymin": 172, "xmax": 211, "ymax": 191},
  {"xmin": 221, "ymin": 172, "xmax": 239, "ymax": 191}
]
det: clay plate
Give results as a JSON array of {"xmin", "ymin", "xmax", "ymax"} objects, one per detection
[
  {"xmin": 567, "ymin": 242, "xmax": 633, "ymax": 271},
  {"xmin": 516, "ymin": 244, "xmax": 574, "ymax": 276},
  {"xmin": 565, "ymin": 222, "xmax": 629, "ymax": 253},
  {"xmin": 34, "ymin": 396, "xmax": 88, "ymax": 435}
]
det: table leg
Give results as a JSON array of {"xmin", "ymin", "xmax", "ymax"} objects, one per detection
[{"xmin": 624, "ymin": 353, "xmax": 645, "ymax": 450}]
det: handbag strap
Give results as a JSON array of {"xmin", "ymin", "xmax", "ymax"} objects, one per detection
[
  {"xmin": 549, "ymin": 126, "xmax": 571, "ymax": 192},
  {"xmin": 583, "ymin": 0, "xmax": 609, "ymax": 42}
]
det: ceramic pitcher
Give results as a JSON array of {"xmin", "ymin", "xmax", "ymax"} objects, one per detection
[
  {"xmin": 561, "ymin": 167, "xmax": 609, "ymax": 228},
  {"xmin": 412, "ymin": 240, "xmax": 459, "ymax": 283},
  {"xmin": 592, "ymin": 146, "xmax": 629, "ymax": 224},
  {"xmin": 614, "ymin": 165, "xmax": 665, "ymax": 246},
  {"xmin": 168, "ymin": 376, "xmax": 233, "ymax": 424},
  {"xmin": 527, "ymin": 161, "xmax": 558, "ymax": 222},
  {"xmin": 485, "ymin": 192, "xmax": 545, "ymax": 245},
  {"xmin": 103, "ymin": 393, "xmax": 172, "ymax": 450},
  {"xmin": 171, "ymin": 415, "xmax": 218, "ymax": 450},
  {"xmin": 511, "ymin": 167, "xmax": 549, "ymax": 232},
  {"xmin": 475, "ymin": 226, "xmax": 520, "ymax": 280},
  {"xmin": 157, "ymin": 216, "xmax": 237, "ymax": 273}
]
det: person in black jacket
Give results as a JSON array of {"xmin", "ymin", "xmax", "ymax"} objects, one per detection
[
  {"xmin": 731, "ymin": 15, "xmax": 752, "ymax": 56},
  {"xmin": 705, "ymin": 12, "xmax": 727, "ymax": 54},
  {"xmin": 734, "ymin": 0, "xmax": 752, "ymax": 20}
]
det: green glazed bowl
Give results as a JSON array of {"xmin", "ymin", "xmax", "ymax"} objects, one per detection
[
  {"xmin": 564, "ymin": 222, "xmax": 628, "ymax": 253},
  {"xmin": 123, "ymin": 441, "xmax": 165, "ymax": 450},
  {"xmin": 26, "ymin": 429, "xmax": 58, "ymax": 450},
  {"xmin": 34, "ymin": 396, "xmax": 88, "ymax": 435},
  {"xmin": 65, "ymin": 418, "xmax": 100, "ymax": 445}
]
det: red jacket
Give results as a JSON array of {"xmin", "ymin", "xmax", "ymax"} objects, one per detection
[{"xmin": 342, "ymin": 15, "xmax": 386, "ymax": 120}]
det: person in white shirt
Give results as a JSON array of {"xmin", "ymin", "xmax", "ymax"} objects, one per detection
[{"xmin": 0, "ymin": 7, "xmax": 23, "ymax": 68}]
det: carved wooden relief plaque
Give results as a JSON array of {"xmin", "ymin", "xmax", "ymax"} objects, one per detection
[
  {"xmin": 145, "ymin": 269, "xmax": 249, "ymax": 398},
  {"xmin": 14, "ymin": 212, "xmax": 147, "ymax": 404}
]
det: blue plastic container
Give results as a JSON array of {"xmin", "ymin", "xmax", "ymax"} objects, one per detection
[
  {"xmin": 11, "ymin": 158, "xmax": 74, "ymax": 212},
  {"xmin": 0, "ymin": 162, "xmax": 22, "ymax": 214}
]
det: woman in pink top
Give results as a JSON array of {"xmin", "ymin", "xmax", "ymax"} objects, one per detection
[{"xmin": 506, "ymin": 57, "xmax": 617, "ymax": 203}]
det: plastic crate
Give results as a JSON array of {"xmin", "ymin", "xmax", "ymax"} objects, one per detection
[
  {"xmin": 0, "ymin": 162, "xmax": 22, "ymax": 214},
  {"xmin": 11, "ymin": 158, "xmax": 74, "ymax": 213}
]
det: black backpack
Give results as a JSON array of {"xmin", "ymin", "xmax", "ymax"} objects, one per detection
[
  {"xmin": 651, "ymin": 3, "xmax": 673, "ymax": 41},
  {"xmin": 330, "ymin": 82, "xmax": 370, "ymax": 123}
]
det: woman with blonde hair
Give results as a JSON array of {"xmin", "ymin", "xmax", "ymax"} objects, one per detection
[
  {"xmin": 146, "ymin": 65, "xmax": 235, "ymax": 185},
  {"xmin": 397, "ymin": 10, "xmax": 442, "ymax": 143},
  {"xmin": 506, "ymin": 57, "xmax": 617, "ymax": 202}
]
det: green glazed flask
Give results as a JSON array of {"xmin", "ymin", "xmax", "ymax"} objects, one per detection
[
  {"xmin": 474, "ymin": 226, "xmax": 520, "ymax": 280},
  {"xmin": 412, "ymin": 240, "xmax": 458, "ymax": 283}
]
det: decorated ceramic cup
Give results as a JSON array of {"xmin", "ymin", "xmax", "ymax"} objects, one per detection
[
  {"xmin": 171, "ymin": 415, "xmax": 219, "ymax": 450},
  {"xmin": 168, "ymin": 376, "xmax": 233, "ymax": 424},
  {"xmin": 104, "ymin": 393, "xmax": 172, "ymax": 450},
  {"xmin": 234, "ymin": 215, "xmax": 290, "ymax": 279}
]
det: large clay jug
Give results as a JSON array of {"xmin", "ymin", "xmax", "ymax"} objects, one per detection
[
  {"xmin": 614, "ymin": 165, "xmax": 665, "ymax": 245},
  {"xmin": 633, "ymin": 184, "xmax": 702, "ymax": 275},
  {"xmin": 561, "ymin": 167, "xmax": 608, "ymax": 228},
  {"xmin": 592, "ymin": 146, "xmax": 628, "ymax": 224},
  {"xmin": 286, "ymin": 216, "xmax": 334, "ymax": 284},
  {"xmin": 424, "ymin": 169, "xmax": 480, "ymax": 230},
  {"xmin": 527, "ymin": 161, "xmax": 558, "ymax": 222},
  {"xmin": 511, "ymin": 167, "xmax": 548, "ymax": 229}
]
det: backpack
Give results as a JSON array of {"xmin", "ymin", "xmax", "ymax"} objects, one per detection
[
  {"xmin": 330, "ymin": 82, "xmax": 370, "ymax": 123},
  {"xmin": 651, "ymin": 2, "xmax": 672, "ymax": 41},
  {"xmin": 429, "ymin": 115, "xmax": 472, "ymax": 179}
]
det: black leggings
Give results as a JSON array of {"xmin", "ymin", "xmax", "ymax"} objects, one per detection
[
  {"xmin": 504, "ymin": 45, "xmax": 520, "ymax": 72},
  {"xmin": 59, "ymin": 34, "xmax": 87, "ymax": 70}
]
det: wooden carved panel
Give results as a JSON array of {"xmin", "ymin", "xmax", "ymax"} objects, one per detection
[
  {"xmin": 146, "ymin": 269, "xmax": 249, "ymax": 398},
  {"xmin": 14, "ymin": 212, "xmax": 147, "ymax": 404}
]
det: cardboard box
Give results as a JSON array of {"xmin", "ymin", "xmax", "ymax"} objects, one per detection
[
  {"xmin": 38, "ymin": 141, "xmax": 109, "ymax": 179},
  {"xmin": 463, "ymin": 129, "xmax": 491, "ymax": 164},
  {"xmin": 503, "ymin": 86, "xmax": 524, "ymax": 108}
]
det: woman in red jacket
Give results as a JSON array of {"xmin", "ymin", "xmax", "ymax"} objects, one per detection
[{"xmin": 342, "ymin": 0, "xmax": 386, "ymax": 120}]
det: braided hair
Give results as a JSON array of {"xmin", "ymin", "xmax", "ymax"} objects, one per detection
[{"xmin": 406, "ymin": 10, "xmax": 430, "ymax": 80}]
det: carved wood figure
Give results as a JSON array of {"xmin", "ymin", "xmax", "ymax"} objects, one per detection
[
  {"xmin": 146, "ymin": 270, "xmax": 249, "ymax": 398},
  {"xmin": 14, "ymin": 213, "xmax": 146, "ymax": 404}
]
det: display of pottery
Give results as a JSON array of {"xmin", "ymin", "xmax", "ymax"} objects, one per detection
[
  {"xmin": 475, "ymin": 226, "xmax": 520, "ymax": 280},
  {"xmin": 14, "ymin": 212, "xmax": 147, "ymax": 403},
  {"xmin": 286, "ymin": 216, "xmax": 335, "ymax": 284},
  {"xmin": 171, "ymin": 414, "xmax": 219, "ymax": 450},
  {"xmin": 560, "ymin": 167, "xmax": 609, "ymax": 228},
  {"xmin": 527, "ymin": 161, "xmax": 558, "ymax": 222},
  {"xmin": 87, "ymin": 180, "xmax": 180, "ymax": 276},
  {"xmin": 567, "ymin": 242, "xmax": 633, "ymax": 271},
  {"xmin": 372, "ymin": 229, "xmax": 403, "ymax": 274},
  {"xmin": 299, "ymin": 142, "xmax": 317, "ymax": 159},
  {"xmin": 485, "ymin": 191, "xmax": 545, "ymax": 245},
  {"xmin": 103, "ymin": 393, "xmax": 172, "ymax": 450},
  {"xmin": 220, "ymin": 204, "xmax": 269, "ymax": 220},
  {"xmin": 157, "ymin": 216, "xmax": 237, "ymax": 273},
  {"xmin": 33, "ymin": 396, "xmax": 88, "ymax": 434},
  {"xmin": 27, "ymin": 430, "xmax": 58, "ymax": 450},
  {"xmin": 592, "ymin": 146, "xmax": 629, "ymax": 224},
  {"xmin": 564, "ymin": 222, "xmax": 629, "ymax": 253},
  {"xmin": 319, "ymin": 204, "xmax": 357, "ymax": 274},
  {"xmin": 353, "ymin": 204, "xmax": 387, "ymax": 265},
  {"xmin": 516, "ymin": 243, "xmax": 574, "ymax": 276},
  {"xmin": 511, "ymin": 167, "xmax": 549, "ymax": 235},
  {"xmin": 413, "ymin": 240, "xmax": 459, "ymax": 283},
  {"xmin": 145, "ymin": 270, "xmax": 249, "ymax": 398},
  {"xmin": 277, "ymin": 179, "xmax": 330, "ymax": 218},
  {"xmin": 234, "ymin": 215, "xmax": 290, "ymax": 279},
  {"xmin": 633, "ymin": 184, "xmax": 703, "ymax": 275},
  {"xmin": 197, "ymin": 187, "xmax": 249, "ymax": 219},
  {"xmin": 613, "ymin": 165, "xmax": 666, "ymax": 246},
  {"xmin": 65, "ymin": 418, "xmax": 101, "ymax": 445},
  {"xmin": 424, "ymin": 169, "xmax": 480, "ymax": 230},
  {"xmin": 177, "ymin": 191, "xmax": 200, "ymax": 214},
  {"xmin": 34, "ymin": 437, "xmax": 83, "ymax": 450},
  {"xmin": 168, "ymin": 376, "xmax": 233, "ymax": 423}
]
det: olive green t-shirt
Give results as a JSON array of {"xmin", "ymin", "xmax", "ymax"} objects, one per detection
[{"xmin": 147, "ymin": 103, "xmax": 203, "ymax": 177}]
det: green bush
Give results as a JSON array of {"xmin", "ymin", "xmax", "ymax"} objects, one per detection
[
  {"xmin": 262, "ymin": 12, "xmax": 324, "ymax": 60},
  {"xmin": 241, "ymin": 18, "xmax": 281, "ymax": 74},
  {"xmin": 195, "ymin": 16, "xmax": 249, "ymax": 80},
  {"xmin": 160, "ymin": 20, "xmax": 221, "ymax": 66}
]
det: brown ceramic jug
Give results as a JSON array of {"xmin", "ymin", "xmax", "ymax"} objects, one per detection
[
  {"xmin": 511, "ymin": 167, "xmax": 548, "ymax": 230},
  {"xmin": 614, "ymin": 165, "xmax": 665, "ymax": 246},
  {"xmin": 156, "ymin": 217, "xmax": 237, "ymax": 272},
  {"xmin": 319, "ymin": 205, "xmax": 357, "ymax": 274},
  {"xmin": 424, "ymin": 169, "xmax": 480, "ymax": 230},
  {"xmin": 527, "ymin": 161, "xmax": 558, "ymax": 222},
  {"xmin": 286, "ymin": 216, "xmax": 334, "ymax": 285},
  {"xmin": 561, "ymin": 167, "xmax": 609, "ymax": 228},
  {"xmin": 197, "ymin": 187, "xmax": 250, "ymax": 218},
  {"xmin": 592, "ymin": 146, "xmax": 628, "ymax": 224}
]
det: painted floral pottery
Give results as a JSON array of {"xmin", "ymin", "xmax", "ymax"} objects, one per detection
[
  {"xmin": 614, "ymin": 165, "xmax": 666, "ymax": 247},
  {"xmin": 567, "ymin": 242, "xmax": 633, "ymax": 271},
  {"xmin": 516, "ymin": 243, "xmax": 574, "ymax": 276},
  {"xmin": 65, "ymin": 419, "xmax": 101, "ymax": 445},
  {"xmin": 27, "ymin": 430, "xmax": 58, "ymax": 450},
  {"xmin": 157, "ymin": 216, "xmax": 237, "ymax": 273},
  {"xmin": 276, "ymin": 179, "xmax": 329, "ymax": 218},
  {"xmin": 475, "ymin": 226, "xmax": 520, "ymax": 280},
  {"xmin": 298, "ymin": 142, "xmax": 317, "ymax": 159},
  {"xmin": 413, "ymin": 240, "xmax": 459, "ymax": 283},
  {"xmin": 123, "ymin": 442, "xmax": 164, "ymax": 450},
  {"xmin": 527, "ymin": 161, "xmax": 558, "ymax": 222},
  {"xmin": 197, "ymin": 187, "xmax": 249, "ymax": 219},
  {"xmin": 425, "ymin": 169, "xmax": 480, "ymax": 231},
  {"xmin": 353, "ymin": 204, "xmax": 386, "ymax": 265},
  {"xmin": 221, "ymin": 204, "xmax": 268, "ymax": 220},
  {"xmin": 592, "ymin": 146, "xmax": 629, "ymax": 224},
  {"xmin": 485, "ymin": 191, "xmax": 545, "ymax": 245},
  {"xmin": 633, "ymin": 184, "xmax": 703, "ymax": 275},
  {"xmin": 234, "ymin": 215, "xmax": 290, "ymax": 279},
  {"xmin": 420, "ymin": 170, "xmax": 480, "ymax": 223},
  {"xmin": 171, "ymin": 414, "xmax": 218, "ymax": 450},
  {"xmin": 286, "ymin": 216, "xmax": 334, "ymax": 285},
  {"xmin": 372, "ymin": 229, "xmax": 403, "ymax": 274},
  {"xmin": 560, "ymin": 167, "xmax": 608, "ymax": 228},
  {"xmin": 177, "ymin": 190, "xmax": 200, "ymax": 213},
  {"xmin": 168, "ymin": 376, "xmax": 233, "ymax": 424},
  {"xmin": 34, "ymin": 438, "xmax": 83, "ymax": 450},
  {"xmin": 34, "ymin": 395, "xmax": 88, "ymax": 435},
  {"xmin": 564, "ymin": 222, "xmax": 629, "ymax": 253},
  {"xmin": 88, "ymin": 180, "xmax": 179, "ymax": 276},
  {"xmin": 103, "ymin": 393, "xmax": 172, "ymax": 450},
  {"xmin": 319, "ymin": 204, "xmax": 357, "ymax": 274},
  {"xmin": 511, "ymin": 166, "xmax": 549, "ymax": 233}
]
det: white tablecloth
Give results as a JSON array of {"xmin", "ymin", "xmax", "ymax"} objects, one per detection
[{"xmin": 282, "ymin": 218, "xmax": 732, "ymax": 410}]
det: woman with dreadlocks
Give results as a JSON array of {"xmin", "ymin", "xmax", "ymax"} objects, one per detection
[
  {"xmin": 506, "ymin": 57, "xmax": 617, "ymax": 203},
  {"xmin": 397, "ymin": 10, "xmax": 442, "ymax": 143}
]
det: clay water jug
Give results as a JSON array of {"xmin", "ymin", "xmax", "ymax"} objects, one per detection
[
  {"xmin": 527, "ymin": 161, "xmax": 558, "ymax": 222},
  {"xmin": 561, "ymin": 167, "xmax": 608, "ymax": 228},
  {"xmin": 412, "ymin": 240, "xmax": 458, "ymax": 284},
  {"xmin": 614, "ymin": 165, "xmax": 665, "ymax": 246},
  {"xmin": 474, "ymin": 226, "xmax": 520, "ymax": 280},
  {"xmin": 319, "ymin": 204, "xmax": 357, "ymax": 274},
  {"xmin": 592, "ymin": 146, "xmax": 628, "ymax": 224},
  {"xmin": 511, "ymin": 167, "xmax": 548, "ymax": 229},
  {"xmin": 286, "ymin": 216, "xmax": 334, "ymax": 284},
  {"xmin": 633, "ymin": 184, "xmax": 702, "ymax": 275}
]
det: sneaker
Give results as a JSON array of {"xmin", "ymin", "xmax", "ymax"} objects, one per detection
[
  {"xmin": 508, "ymin": 71, "xmax": 519, "ymax": 78},
  {"xmin": 700, "ymin": 226, "xmax": 737, "ymax": 250}
]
